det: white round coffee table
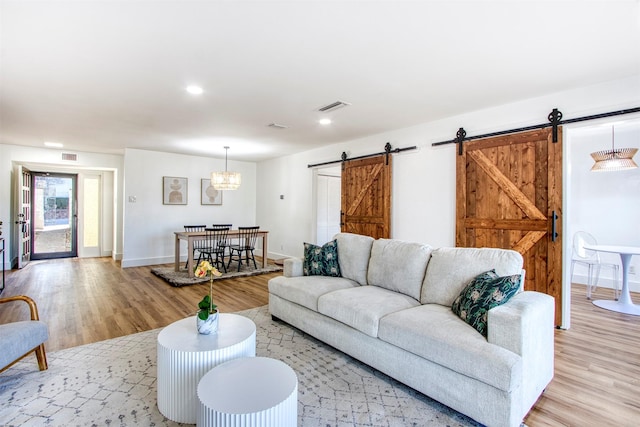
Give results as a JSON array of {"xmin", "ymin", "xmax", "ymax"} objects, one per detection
[
  {"xmin": 197, "ymin": 357, "xmax": 298, "ymax": 427},
  {"xmin": 157, "ymin": 313, "xmax": 256, "ymax": 424}
]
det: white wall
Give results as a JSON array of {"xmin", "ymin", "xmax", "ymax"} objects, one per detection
[
  {"xmin": 259, "ymin": 75, "xmax": 640, "ymax": 256},
  {"xmin": 121, "ymin": 148, "xmax": 257, "ymax": 267},
  {"xmin": 257, "ymin": 75, "xmax": 640, "ymax": 327},
  {"xmin": 0, "ymin": 144, "xmax": 123, "ymax": 268}
]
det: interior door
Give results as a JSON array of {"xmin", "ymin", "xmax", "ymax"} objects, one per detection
[
  {"xmin": 456, "ymin": 127, "xmax": 563, "ymax": 326},
  {"xmin": 341, "ymin": 154, "xmax": 391, "ymax": 239},
  {"xmin": 316, "ymin": 169, "xmax": 341, "ymax": 245},
  {"xmin": 14, "ymin": 164, "xmax": 32, "ymax": 268}
]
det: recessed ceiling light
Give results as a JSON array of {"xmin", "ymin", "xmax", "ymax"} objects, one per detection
[
  {"xmin": 319, "ymin": 118, "xmax": 332, "ymax": 125},
  {"xmin": 44, "ymin": 141, "xmax": 63, "ymax": 148},
  {"xmin": 185, "ymin": 85, "xmax": 204, "ymax": 95}
]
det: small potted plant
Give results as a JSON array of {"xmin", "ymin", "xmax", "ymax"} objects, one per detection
[{"xmin": 194, "ymin": 260, "xmax": 222, "ymax": 334}]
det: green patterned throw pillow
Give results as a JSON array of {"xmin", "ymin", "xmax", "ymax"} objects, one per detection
[
  {"xmin": 303, "ymin": 240, "xmax": 341, "ymax": 277},
  {"xmin": 451, "ymin": 269, "xmax": 521, "ymax": 337}
]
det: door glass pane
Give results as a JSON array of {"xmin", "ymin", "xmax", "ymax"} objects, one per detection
[
  {"xmin": 33, "ymin": 175, "xmax": 73, "ymax": 254},
  {"xmin": 83, "ymin": 177, "xmax": 99, "ymax": 247}
]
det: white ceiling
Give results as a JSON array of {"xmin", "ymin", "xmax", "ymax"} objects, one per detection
[{"xmin": 1, "ymin": 1, "xmax": 639, "ymax": 162}]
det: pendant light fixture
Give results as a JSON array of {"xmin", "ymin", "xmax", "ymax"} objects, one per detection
[
  {"xmin": 211, "ymin": 146, "xmax": 241, "ymax": 190},
  {"xmin": 590, "ymin": 126, "xmax": 638, "ymax": 172}
]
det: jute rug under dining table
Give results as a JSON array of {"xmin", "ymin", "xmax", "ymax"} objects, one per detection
[{"xmin": 151, "ymin": 261, "xmax": 282, "ymax": 287}]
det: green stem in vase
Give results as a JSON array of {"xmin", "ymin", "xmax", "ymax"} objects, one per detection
[{"xmin": 209, "ymin": 277, "xmax": 214, "ymax": 314}]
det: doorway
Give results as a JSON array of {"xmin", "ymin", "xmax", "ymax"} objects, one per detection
[
  {"xmin": 31, "ymin": 172, "xmax": 78, "ymax": 260},
  {"xmin": 315, "ymin": 166, "xmax": 341, "ymax": 245},
  {"xmin": 12, "ymin": 164, "xmax": 113, "ymax": 268}
]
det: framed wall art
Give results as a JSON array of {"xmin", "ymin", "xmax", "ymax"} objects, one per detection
[
  {"xmin": 163, "ymin": 176, "xmax": 187, "ymax": 205},
  {"xmin": 201, "ymin": 179, "xmax": 223, "ymax": 205}
]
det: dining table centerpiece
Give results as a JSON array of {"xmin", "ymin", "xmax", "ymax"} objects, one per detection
[{"xmin": 194, "ymin": 260, "xmax": 223, "ymax": 334}]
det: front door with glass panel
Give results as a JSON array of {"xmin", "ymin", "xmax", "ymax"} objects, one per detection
[{"xmin": 31, "ymin": 173, "xmax": 78, "ymax": 260}]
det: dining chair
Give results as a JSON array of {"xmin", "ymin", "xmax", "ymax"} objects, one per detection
[
  {"xmin": 183, "ymin": 225, "xmax": 207, "ymax": 269},
  {"xmin": 0, "ymin": 295, "xmax": 49, "ymax": 374},
  {"xmin": 211, "ymin": 224, "xmax": 233, "ymax": 264},
  {"xmin": 227, "ymin": 226, "xmax": 260, "ymax": 271},
  {"xmin": 197, "ymin": 227, "xmax": 230, "ymax": 273},
  {"xmin": 571, "ymin": 231, "xmax": 620, "ymax": 300}
]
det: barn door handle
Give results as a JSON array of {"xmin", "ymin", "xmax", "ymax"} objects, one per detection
[
  {"xmin": 551, "ymin": 211, "xmax": 558, "ymax": 242},
  {"xmin": 340, "ymin": 211, "xmax": 344, "ymax": 227}
]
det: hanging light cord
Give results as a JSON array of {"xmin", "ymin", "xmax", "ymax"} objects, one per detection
[{"xmin": 611, "ymin": 127, "xmax": 616, "ymax": 154}]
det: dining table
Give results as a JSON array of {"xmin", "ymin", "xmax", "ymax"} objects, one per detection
[
  {"xmin": 174, "ymin": 229, "xmax": 269, "ymax": 277},
  {"xmin": 583, "ymin": 244, "xmax": 640, "ymax": 316}
]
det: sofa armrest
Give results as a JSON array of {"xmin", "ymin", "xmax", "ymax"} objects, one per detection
[
  {"xmin": 487, "ymin": 291, "xmax": 554, "ymax": 355},
  {"xmin": 488, "ymin": 291, "xmax": 555, "ymax": 409},
  {"xmin": 284, "ymin": 257, "xmax": 304, "ymax": 277}
]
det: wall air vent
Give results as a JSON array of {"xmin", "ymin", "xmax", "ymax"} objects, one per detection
[
  {"xmin": 62, "ymin": 153, "xmax": 78, "ymax": 161},
  {"xmin": 268, "ymin": 123, "xmax": 288, "ymax": 129},
  {"xmin": 318, "ymin": 100, "xmax": 351, "ymax": 113}
]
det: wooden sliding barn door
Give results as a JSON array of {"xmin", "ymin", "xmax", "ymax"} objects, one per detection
[
  {"xmin": 341, "ymin": 155, "xmax": 391, "ymax": 239},
  {"xmin": 456, "ymin": 128, "xmax": 563, "ymax": 325}
]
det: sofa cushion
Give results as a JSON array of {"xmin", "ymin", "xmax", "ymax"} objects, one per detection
[
  {"xmin": 367, "ymin": 239, "xmax": 432, "ymax": 301},
  {"xmin": 303, "ymin": 240, "xmax": 341, "ymax": 277},
  {"xmin": 318, "ymin": 286, "xmax": 420, "ymax": 337},
  {"xmin": 268, "ymin": 275, "xmax": 357, "ymax": 312},
  {"xmin": 421, "ymin": 247, "xmax": 523, "ymax": 306},
  {"xmin": 334, "ymin": 233, "xmax": 375, "ymax": 285},
  {"xmin": 378, "ymin": 304, "xmax": 522, "ymax": 392},
  {"xmin": 452, "ymin": 270, "xmax": 522, "ymax": 337}
]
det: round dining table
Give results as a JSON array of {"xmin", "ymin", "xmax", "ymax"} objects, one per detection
[{"xmin": 583, "ymin": 244, "xmax": 640, "ymax": 316}]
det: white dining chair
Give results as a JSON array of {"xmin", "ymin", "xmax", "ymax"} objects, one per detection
[{"xmin": 570, "ymin": 231, "xmax": 620, "ymax": 300}]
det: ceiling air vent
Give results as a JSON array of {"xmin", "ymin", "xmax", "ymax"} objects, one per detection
[
  {"xmin": 318, "ymin": 100, "xmax": 351, "ymax": 113},
  {"xmin": 62, "ymin": 152, "xmax": 77, "ymax": 161},
  {"xmin": 268, "ymin": 123, "xmax": 288, "ymax": 129}
]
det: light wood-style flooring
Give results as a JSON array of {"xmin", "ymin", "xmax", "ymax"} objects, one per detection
[
  {"xmin": 0, "ymin": 257, "xmax": 275, "ymax": 351},
  {"xmin": 1, "ymin": 257, "xmax": 639, "ymax": 426}
]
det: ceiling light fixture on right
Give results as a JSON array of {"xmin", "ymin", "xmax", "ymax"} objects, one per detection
[
  {"xmin": 590, "ymin": 126, "xmax": 638, "ymax": 172},
  {"xmin": 319, "ymin": 118, "xmax": 332, "ymax": 125}
]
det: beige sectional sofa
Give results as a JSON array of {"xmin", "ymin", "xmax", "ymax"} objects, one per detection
[{"xmin": 268, "ymin": 233, "xmax": 554, "ymax": 427}]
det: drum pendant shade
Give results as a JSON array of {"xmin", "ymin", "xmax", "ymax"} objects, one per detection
[{"xmin": 591, "ymin": 127, "xmax": 638, "ymax": 172}]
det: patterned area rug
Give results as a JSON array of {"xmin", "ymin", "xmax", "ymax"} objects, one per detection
[
  {"xmin": 151, "ymin": 262, "xmax": 282, "ymax": 287},
  {"xmin": 0, "ymin": 306, "xmax": 480, "ymax": 427}
]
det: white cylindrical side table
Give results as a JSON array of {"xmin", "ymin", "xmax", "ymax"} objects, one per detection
[
  {"xmin": 157, "ymin": 313, "xmax": 256, "ymax": 424},
  {"xmin": 197, "ymin": 357, "xmax": 298, "ymax": 427}
]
